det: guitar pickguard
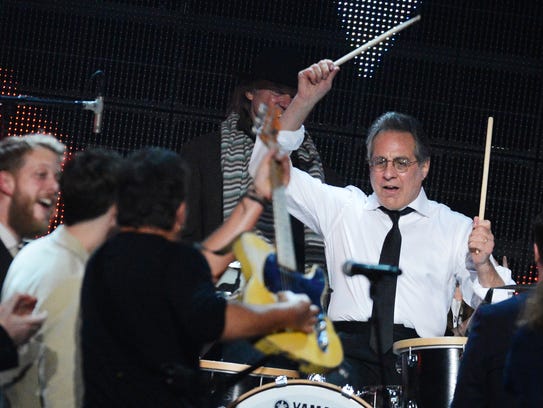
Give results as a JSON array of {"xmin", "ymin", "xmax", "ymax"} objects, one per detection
[{"xmin": 263, "ymin": 253, "xmax": 325, "ymax": 312}]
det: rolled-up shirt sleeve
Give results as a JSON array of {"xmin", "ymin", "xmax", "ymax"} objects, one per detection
[
  {"xmin": 470, "ymin": 262, "xmax": 515, "ymax": 307},
  {"xmin": 249, "ymin": 126, "xmax": 305, "ymax": 177}
]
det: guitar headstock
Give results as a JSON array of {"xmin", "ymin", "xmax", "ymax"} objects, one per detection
[{"xmin": 253, "ymin": 103, "xmax": 281, "ymax": 150}]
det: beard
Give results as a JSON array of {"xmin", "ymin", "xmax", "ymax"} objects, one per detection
[{"xmin": 8, "ymin": 190, "xmax": 52, "ymax": 238}]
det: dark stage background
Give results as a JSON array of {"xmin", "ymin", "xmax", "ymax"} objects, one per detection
[{"xmin": 0, "ymin": 0, "xmax": 542, "ymax": 282}]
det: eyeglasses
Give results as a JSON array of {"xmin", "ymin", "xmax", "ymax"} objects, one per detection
[{"xmin": 368, "ymin": 157, "xmax": 418, "ymax": 173}]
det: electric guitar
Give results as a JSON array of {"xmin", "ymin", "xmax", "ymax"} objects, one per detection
[{"xmin": 232, "ymin": 103, "xmax": 343, "ymax": 374}]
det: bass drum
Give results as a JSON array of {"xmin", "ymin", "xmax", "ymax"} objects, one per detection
[
  {"xmin": 200, "ymin": 359, "xmax": 299, "ymax": 406},
  {"xmin": 229, "ymin": 379, "xmax": 372, "ymax": 408}
]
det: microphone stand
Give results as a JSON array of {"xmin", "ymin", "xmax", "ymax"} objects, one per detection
[
  {"xmin": 0, "ymin": 70, "xmax": 105, "ymax": 138},
  {"xmin": 343, "ymin": 261, "xmax": 402, "ymax": 408},
  {"xmin": 0, "ymin": 94, "xmax": 102, "ymax": 137},
  {"xmin": 367, "ymin": 275, "xmax": 392, "ymax": 408},
  {"xmin": 343, "ymin": 262, "xmax": 401, "ymax": 408}
]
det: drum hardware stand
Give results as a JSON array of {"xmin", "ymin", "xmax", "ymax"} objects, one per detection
[{"xmin": 208, "ymin": 354, "xmax": 273, "ymax": 406}]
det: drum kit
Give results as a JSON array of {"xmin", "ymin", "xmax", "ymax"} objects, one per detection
[{"xmin": 201, "ymin": 336, "xmax": 467, "ymax": 408}]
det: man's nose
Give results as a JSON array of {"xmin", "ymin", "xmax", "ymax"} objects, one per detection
[
  {"xmin": 273, "ymin": 93, "xmax": 292, "ymax": 109},
  {"xmin": 382, "ymin": 160, "xmax": 399, "ymax": 178}
]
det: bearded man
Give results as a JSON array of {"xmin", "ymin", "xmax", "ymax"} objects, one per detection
[{"xmin": 0, "ymin": 134, "xmax": 65, "ymax": 291}]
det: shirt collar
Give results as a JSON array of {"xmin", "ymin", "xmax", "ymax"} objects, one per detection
[
  {"xmin": 51, "ymin": 225, "xmax": 90, "ymax": 264},
  {"xmin": 0, "ymin": 223, "xmax": 19, "ymax": 256},
  {"xmin": 365, "ymin": 187, "xmax": 431, "ymax": 217}
]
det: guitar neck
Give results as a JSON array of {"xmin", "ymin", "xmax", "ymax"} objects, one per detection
[
  {"xmin": 257, "ymin": 102, "xmax": 297, "ymax": 271},
  {"xmin": 272, "ymin": 184, "xmax": 297, "ymax": 272}
]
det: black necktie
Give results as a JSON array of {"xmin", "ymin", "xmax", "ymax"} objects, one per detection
[{"xmin": 369, "ymin": 206, "xmax": 413, "ymax": 354}]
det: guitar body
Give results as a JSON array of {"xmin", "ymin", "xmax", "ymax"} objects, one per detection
[{"xmin": 233, "ymin": 232, "xmax": 343, "ymax": 374}]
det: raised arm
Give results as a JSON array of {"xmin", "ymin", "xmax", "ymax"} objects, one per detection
[
  {"xmin": 200, "ymin": 149, "xmax": 290, "ymax": 280},
  {"xmin": 280, "ymin": 59, "xmax": 339, "ymax": 131}
]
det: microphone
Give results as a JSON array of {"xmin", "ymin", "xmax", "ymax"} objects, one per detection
[
  {"xmin": 90, "ymin": 70, "xmax": 105, "ymax": 134},
  {"xmin": 82, "ymin": 96, "xmax": 104, "ymax": 134},
  {"xmin": 92, "ymin": 96, "xmax": 103, "ymax": 134},
  {"xmin": 343, "ymin": 261, "xmax": 401, "ymax": 280}
]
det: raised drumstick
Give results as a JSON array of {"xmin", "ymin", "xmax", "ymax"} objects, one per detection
[
  {"xmin": 334, "ymin": 15, "xmax": 421, "ymax": 66},
  {"xmin": 475, "ymin": 117, "xmax": 493, "ymax": 255},
  {"xmin": 479, "ymin": 117, "xmax": 494, "ymax": 220}
]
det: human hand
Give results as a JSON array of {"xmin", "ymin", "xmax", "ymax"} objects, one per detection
[
  {"xmin": 296, "ymin": 59, "xmax": 339, "ymax": 105},
  {"xmin": 469, "ymin": 216, "xmax": 494, "ymax": 266},
  {"xmin": 252, "ymin": 148, "xmax": 291, "ymax": 201},
  {"xmin": 277, "ymin": 291, "xmax": 319, "ymax": 334},
  {"xmin": 0, "ymin": 293, "xmax": 47, "ymax": 346},
  {"xmin": 13, "ymin": 293, "xmax": 37, "ymax": 315},
  {"xmin": 456, "ymin": 314, "xmax": 473, "ymax": 337}
]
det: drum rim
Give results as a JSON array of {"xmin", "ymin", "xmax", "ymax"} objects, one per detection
[
  {"xmin": 199, "ymin": 359, "xmax": 299, "ymax": 378},
  {"xmin": 393, "ymin": 336, "xmax": 467, "ymax": 353},
  {"xmin": 228, "ymin": 379, "xmax": 372, "ymax": 408}
]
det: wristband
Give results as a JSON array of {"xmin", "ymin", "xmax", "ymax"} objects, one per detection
[{"xmin": 243, "ymin": 188, "xmax": 270, "ymax": 207}]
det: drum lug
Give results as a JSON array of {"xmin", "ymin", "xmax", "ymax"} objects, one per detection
[
  {"xmin": 340, "ymin": 384, "xmax": 355, "ymax": 398},
  {"xmin": 307, "ymin": 373, "xmax": 326, "ymax": 383},
  {"xmin": 274, "ymin": 375, "xmax": 288, "ymax": 387},
  {"xmin": 396, "ymin": 349, "xmax": 418, "ymax": 373},
  {"xmin": 407, "ymin": 353, "xmax": 418, "ymax": 367}
]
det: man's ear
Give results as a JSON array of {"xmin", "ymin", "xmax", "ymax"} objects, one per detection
[
  {"xmin": 0, "ymin": 171, "xmax": 15, "ymax": 196},
  {"xmin": 175, "ymin": 202, "xmax": 187, "ymax": 231},
  {"xmin": 421, "ymin": 159, "xmax": 430, "ymax": 180},
  {"xmin": 108, "ymin": 204, "xmax": 118, "ymax": 226},
  {"xmin": 534, "ymin": 243, "xmax": 540, "ymax": 266}
]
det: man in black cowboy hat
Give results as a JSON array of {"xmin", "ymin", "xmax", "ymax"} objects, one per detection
[
  {"xmin": 181, "ymin": 47, "xmax": 338, "ymax": 395},
  {"xmin": 182, "ymin": 46, "xmax": 339, "ymax": 282}
]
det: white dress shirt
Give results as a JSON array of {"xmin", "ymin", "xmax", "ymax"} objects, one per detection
[
  {"xmin": 1, "ymin": 225, "xmax": 88, "ymax": 408},
  {"xmin": 250, "ymin": 130, "xmax": 514, "ymax": 337}
]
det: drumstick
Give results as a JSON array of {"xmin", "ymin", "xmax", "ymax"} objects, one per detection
[
  {"xmin": 478, "ymin": 117, "xmax": 493, "ymax": 220},
  {"xmin": 334, "ymin": 15, "xmax": 421, "ymax": 66},
  {"xmin": 474, "ymin": 117, "xmax": 493, "ymax": 255}
]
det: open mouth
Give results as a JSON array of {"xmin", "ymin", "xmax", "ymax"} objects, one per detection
[
  {"xmin": 38, "ymin": 198, "xmax": 53, "ymax": 209},
  {"xmin": 383, "ymin": 186, "xmax": 399, "ymax": 191}
]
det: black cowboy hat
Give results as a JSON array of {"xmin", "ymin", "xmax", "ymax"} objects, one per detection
[{"xmin": 240, "ymin": 46, "xmax": 305, "ymax": 90}]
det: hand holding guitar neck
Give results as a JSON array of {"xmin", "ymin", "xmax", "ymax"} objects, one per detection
[{"xmin": 251, "ymin": 140, "xmax": 291, "ymax": 203}]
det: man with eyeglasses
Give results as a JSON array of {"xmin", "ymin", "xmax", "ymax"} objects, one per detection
[{"xmin": 249, "ymin": 60, "xmax": 514, "ymax": 391}]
